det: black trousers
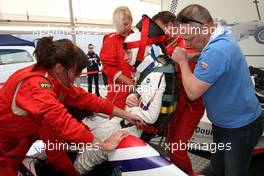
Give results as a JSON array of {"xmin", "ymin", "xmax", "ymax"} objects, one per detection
[
  {"xmin": 87, "ymin": 73, "xmax": 100, "ymax": 96},
  {"xmin": 206, "ymin": 113, "xmax": 264, "ymax": 176}
]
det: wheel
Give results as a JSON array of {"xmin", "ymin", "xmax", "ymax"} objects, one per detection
[{"xmin": 254, "ymin": 26, "xmax": 264, "ymax": 44}]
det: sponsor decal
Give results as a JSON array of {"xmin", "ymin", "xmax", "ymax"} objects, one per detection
[
  {"xmin": 195, "ymin": 127, "xmax": 213, "ymax": 136},
  {"xmin": 146, "ymin": 78, "xmax": 150, "ymax": 84},
  {"xmin": 200, "ymin": 61, "xmax": 208, "ymax": 70},
  {"xmin": 39, "ymin": 82, "xmax": 51, "ymax": 89}
]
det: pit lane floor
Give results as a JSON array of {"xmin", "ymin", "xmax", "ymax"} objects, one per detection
[
  {"xmin": 189, "ymin": 151, "xmax": 264, "ymax": 176},
  {"xmin": 149, "ymin": 134, "xmax": 264, "ymax": 176}
]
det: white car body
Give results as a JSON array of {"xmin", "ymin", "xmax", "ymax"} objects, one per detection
[
  {"xmin": 230, "ymin": 20, "xmax": 264, "ymax": 44},
  {"xmin": 0, "ymin": 45, "xmax": 36, "ymax": 88},
  {"xmin": 24, "ymin": 136, "xmax": 189, "ymax": 176}
]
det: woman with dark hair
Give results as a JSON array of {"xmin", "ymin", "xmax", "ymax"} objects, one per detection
[{"xmin": 0, "ymin": 37, "xmax": 145, "ymax": 176}]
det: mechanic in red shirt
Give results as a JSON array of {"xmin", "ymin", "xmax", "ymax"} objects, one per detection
[
  {"xmin": 100, "ymin": 6, "xmax": 135, "ymax": 110},
  {"xmin": 0, "ymin": 37, "xmax": 145, "ymax": 176},
  {"xmin": 153, "ymin": 11, "xmax": 205, "ymax": 174}
]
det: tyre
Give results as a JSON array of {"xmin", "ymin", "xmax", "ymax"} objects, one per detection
[{"xmin": 254, "ymin": 26, "xmax": 264, "ymax": 44}]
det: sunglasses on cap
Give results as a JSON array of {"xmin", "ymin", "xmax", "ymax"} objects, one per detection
[{"xmin": 176, "ymin": 15, "xmax": 204, "ymax": 25}]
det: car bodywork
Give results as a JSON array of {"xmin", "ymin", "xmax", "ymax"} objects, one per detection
[
  {"xmin": 0, "ymin": 35, "xmax": 35, "ymax": 88},
  {"xmin": 230, "ymin": 20, "xmax": 264, "ymax": 44},
  {"xmin": 0, "ymin": 45, "xmax": 35, "ymax": 83}
]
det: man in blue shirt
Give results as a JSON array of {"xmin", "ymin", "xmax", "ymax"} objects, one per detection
[{"xmin": 171, "ymin": 4, "xmax": 263, "ymax": 176}]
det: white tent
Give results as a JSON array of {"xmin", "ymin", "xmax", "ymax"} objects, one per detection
[
  {"xmin": 1, "ymin": 0, "xmax": 263, "ymax": 66},
  {"xmin": 0, "ymin": 0, "xmax": 166, "ymax": 52},
  {"xmin": 0, "ymin": 0, "xmax": 163, "ymax": 35}
]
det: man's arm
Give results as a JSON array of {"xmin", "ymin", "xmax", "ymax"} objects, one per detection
[
  {"xmin": 116, "ymin": 74, "xmax": 134, "ymax": 86},
  {"xmin": 172, "ymin": 47, "xmax": 211, "ymax": 100}
]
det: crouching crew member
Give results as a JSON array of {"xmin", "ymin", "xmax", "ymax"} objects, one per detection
[{"xmin": 0, "ymin": 37, "xmax": 145, "ymax": 176}]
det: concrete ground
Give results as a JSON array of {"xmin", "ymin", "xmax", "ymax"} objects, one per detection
[{"xmin": 149, "ymin": 136, "xmax": 264, "ymax": 176}]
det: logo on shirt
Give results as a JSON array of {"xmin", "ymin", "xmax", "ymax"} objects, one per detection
[
  {"xmin": 200, "ymin": 61, "xmax": 208, "ymax": 70},
  {"xmin": 146, "ymin": 78, "xmax": 151, "ymax": 84},
  {"xmin": 57, "ymin": 93, "xmax": 64, "ymax": 101},
  {"xmin": 39, "ymin": 82, "xmax": 51, "ymax": 89}
]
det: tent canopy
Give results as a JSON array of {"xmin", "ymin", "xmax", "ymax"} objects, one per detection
[
  {"xmin": 0, "ymin": 34, "xmax": 34, "ymax": 46},
  {"xmin": 0, "ymin": 0, "xmax": 162, "ymax": 34}
]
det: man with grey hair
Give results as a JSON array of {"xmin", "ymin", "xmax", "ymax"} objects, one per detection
[{"xmin": 171, "ymin": 4, "xmax": 263, "ymax": 176}]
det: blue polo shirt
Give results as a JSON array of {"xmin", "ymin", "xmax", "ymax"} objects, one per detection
[{"xmin": 194, "ymin": 25, "xmax": 262, "ymax": 128}]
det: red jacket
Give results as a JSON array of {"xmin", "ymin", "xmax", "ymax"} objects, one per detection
[
  {"xmin": 175, "ymin": 62, "xmax": 204, "ymax": 113},
  {"xmin": 166, "ymin": 37, "xmax": 204, "ymax": 173},
  {"xmin": 0, "ymin": 65, "xmax": 114, "ymax": 175},
  {"xmin": 100, "ymin": 32, "xmax": 134, "ymax": 109}
]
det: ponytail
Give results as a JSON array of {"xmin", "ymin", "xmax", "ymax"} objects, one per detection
[
  {"xmin": 33, "ymin": 37, "xmax": 88, "ymax": 74},
  {"xmin": 33, "ymin": 37, "xmax": 56, "ymax": 70}
]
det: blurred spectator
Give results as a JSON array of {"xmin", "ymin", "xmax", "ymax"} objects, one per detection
[{"xmin": 87, "ymin": 43, "xmax": 100, "ymax": 96}]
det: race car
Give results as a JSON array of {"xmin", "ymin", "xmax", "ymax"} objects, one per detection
[
  {"xmin": 20, "ymin": 136, "xmax": 191, "ymax": 176},
  {"xmin": 229, "ymin": 20, "xmax": 264, "ymax": 44},
  {"xmin": 0, "ymin": 35, "xmax": 36, "ymax": 89}
]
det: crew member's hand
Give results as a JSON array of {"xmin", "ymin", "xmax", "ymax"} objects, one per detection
[
  {"xmin": 112, "ymin": 107, "xmax": 146, "ymax": 128},
  {"xmin": 126, "ymin": 114, "xmax": 147, "ymax": 129},
  {"xmin": 171, "ymin": 47, "xmax": 188, "ymax": 64},
  {"xmin": 117, "ymin": 74, "xmax": 135, "ymax": 86},
  {"xmin": 126, "ymin": 78, "xmax": 135, "ymax": 86},
  {"xmin": 99, "ymin": 130, "xmax": 129, "ymax": 151},
  {"xmin": 126, "ymin": 94, "xmax": 139, "ymax": 107},
  {"xmin": 116, "ymin": 75, "xmax": 135, "ymax": 93}
]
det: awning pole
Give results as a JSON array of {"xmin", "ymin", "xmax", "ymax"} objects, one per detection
[
  {"xmin": 68, "ymin": 0, "xmax": 76, "ymax": 44},
  {"xmin": 253, "ymin": 0, "xmax": 262, "ymax": 20}
]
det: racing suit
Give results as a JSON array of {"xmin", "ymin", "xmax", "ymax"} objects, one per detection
[
  {"xmin": 100, "ymin": 32, "xmax": 134, "ymax": 110},
  {"xmin": 167, "ymin": 37, "xmax": 205, "ymax": 174},
  {"xmin": 0, "ymin": 65, "xmax": 114, "ymax": 176},
  {"xmin": 74, "ymin": 54, "xmax": 166, "ymax": 175}
]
